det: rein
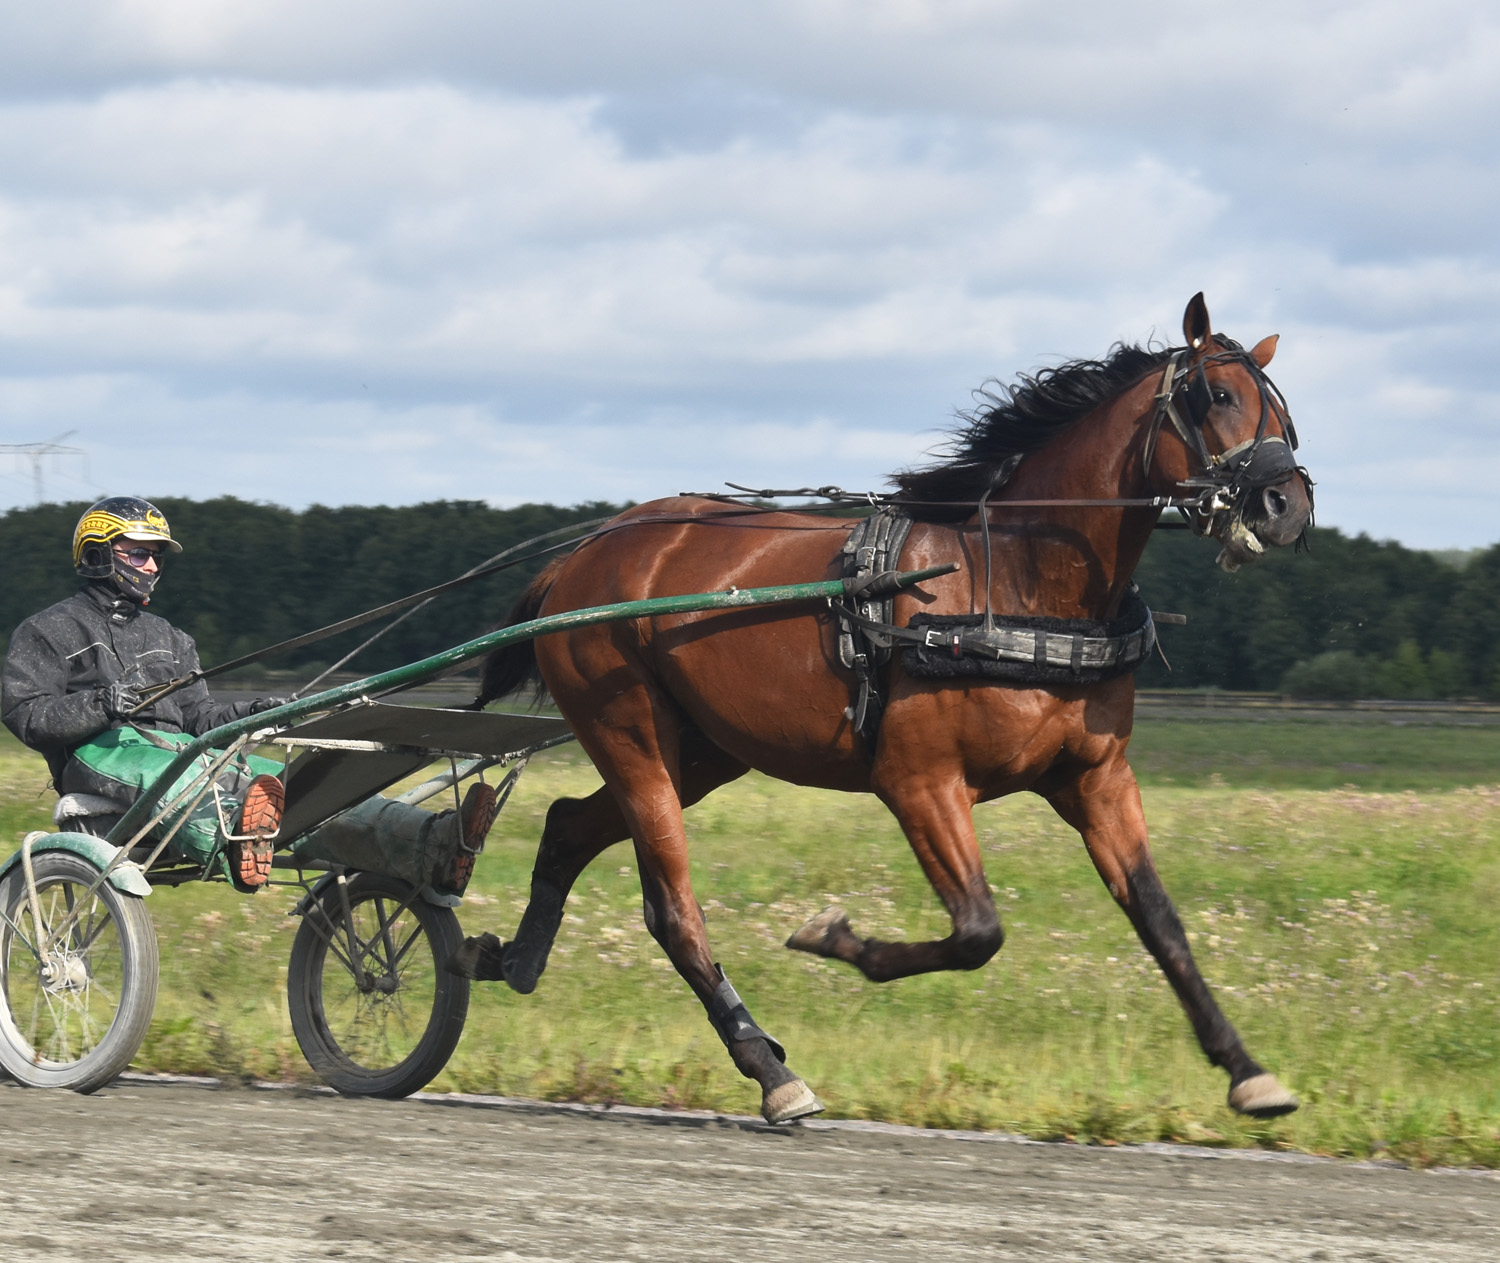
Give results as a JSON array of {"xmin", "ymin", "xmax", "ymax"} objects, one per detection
[
  {"xmin": 126, "ymin": 517, "xmax": 613, "ymax": 715},
  {"xmin": 698, "ymin": 484, "xmax": 1212, "ymax": 513},
  {"xmin": 129, "ymin": 344, "xmax": 1303, "ymax": 719},
  {"xmin": 709, "ymin": 340, "xmax": 1307, "ymax": 527}
]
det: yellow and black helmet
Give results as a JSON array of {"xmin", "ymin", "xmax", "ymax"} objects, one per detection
[{"xmin": 73, "ymin": 496, "xmax": 182, "ymax": 579}]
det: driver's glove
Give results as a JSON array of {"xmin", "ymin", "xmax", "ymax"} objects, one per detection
[{"xmin": 101, "ymin": 680, "xmax": 148, "ymax": 722}]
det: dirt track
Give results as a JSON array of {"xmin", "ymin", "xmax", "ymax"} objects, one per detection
[{"xmin": 2, "ymin": 1079, "xmax": 1496, "ymax": 1262}]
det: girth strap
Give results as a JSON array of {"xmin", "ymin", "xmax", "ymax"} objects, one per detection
[
  {"xmin": 835, "ymin": 585, "xmax": 1160, "ymax": 687},
  {"xmin": 836, "ymin": 508, "xmax": 915, "ymax": 747}
]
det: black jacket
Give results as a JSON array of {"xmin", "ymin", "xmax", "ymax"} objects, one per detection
[{"xmin": 2, "ymin": 582, "xmax": 260, "ymax": 783}]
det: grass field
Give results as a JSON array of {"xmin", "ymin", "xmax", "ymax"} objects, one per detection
[{"xmin": 3, "ymin": 714, "xmax": 1499, "ymax": 1168}]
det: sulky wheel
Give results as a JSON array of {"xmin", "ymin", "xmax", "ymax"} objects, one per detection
[
  {"xmin": 0, "ymin": 850, "xmax": 160, "ymax": 1092},
  {"xmin": 287, "ymin": 871, "xmax": 470, "ymax": 1099}
]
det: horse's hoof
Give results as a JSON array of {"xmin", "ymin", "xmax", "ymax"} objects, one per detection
[
  {"xmin": 762, "ymin": 1078, "xmax": 825, "ymax": 1124},
  {"xmin": 1228, "ymin": 1073, "xmax": 1299, "ymax": 1118},
  {"xmin": 500, "ymin": 944, "xmax": 546, "ymax": 995},
  {"xmin": 785, "ymin": 906, "xmax": 853, "ymax": 958},
  {"xmin": 445, "ymin": 932, "xmax": 506, "ymax": 982}
]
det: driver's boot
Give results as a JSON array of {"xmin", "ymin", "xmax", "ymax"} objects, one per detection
[
  {"xmin": 428, "ymin": 782, "xmax": 499, "ymax": 896},
  {"xmin": 228, "ymin": 774, "xmax": 284, "ymax": 892}
]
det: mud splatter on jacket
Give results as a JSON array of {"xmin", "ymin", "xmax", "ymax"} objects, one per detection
[{"xmin": 1, "ymin": 582, "xmax": 260, "ymax": 785}]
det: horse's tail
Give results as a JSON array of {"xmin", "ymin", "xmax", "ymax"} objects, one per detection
[{"xmin": 473, "ymin": 557, "xmax": 566, "ymax": 708}]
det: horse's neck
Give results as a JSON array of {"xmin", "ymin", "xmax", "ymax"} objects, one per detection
[{"xmin": 972, "ymin": 380, "xmax": 1162, "ymax": 619}]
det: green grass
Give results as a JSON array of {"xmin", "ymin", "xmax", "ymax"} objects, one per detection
[
  {"xmin": 1129, "ymin": 713, "xmax": 1500, "ymax": 791},
  {"xmin": 3, "ymin": 720, "xmax": 1500, "ymax": 1167}
]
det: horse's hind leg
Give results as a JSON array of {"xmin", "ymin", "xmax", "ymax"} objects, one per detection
[
  {"xmin": 787, "ymin": 779, "xmax": 1003, "ymax": 981},
  {"xmin": 576, "ymin": 692, "xmax": 820, "ymax": 1124},
  {"xmin": 1046, "ymin": 758, "xmax": 1298, "ymax": 1119},
  {"xmin": 449, "ymin": 730, "xmax": 749, "ymax": 993},
  {"xmin": 445, "ymin": 787, "xmax": 627, "ymax": 990},
  {"xmin": 633, "ymin": 831, "xmax": 822, "ymax": 1124}
]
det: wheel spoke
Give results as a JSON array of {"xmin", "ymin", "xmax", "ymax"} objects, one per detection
[
  {"xmin": 388, "ymin": 922, "xmax": 427, "ymax": 973},
  {"xmin": 85, "ymin": 976, "xmax": 118, "ymax": 1009},
  {"xmin": 373, "ymin": 897, "xmax": 400, "ymax": 972},
  {"xmin": 301, "ymin": 905, "xmax": 361, "ymax": 977},
  {"xmin": 0, "ymin": 874, "xmax": 128, "ymax": 1068},
  {"xmin": 315, "ymin": 893, "xmax": 435, "ymax": 1069},
  {"xmin": 40, "ymin": 988, "xmax": 72, "ymax": 1061},
  {"xmin": 287, "ymin": 873, "xmax": 465, "ymax": 1098},
  {"xmin": 342, "ymin": 909, "xmax": 384, "ymax": 972},
  {"xmin": 26, "ymin": 962, "xmax": 46, "ymax": 1046},
  {"xmin": 74, "ymin": 901, "xmax": 110, "ymax": 955},
  {"xmin": 77, "ymin": 991, "xmax": 107, "ymax": 1052},
  {"xmin": 62, "ymin": 882, "xmax": 78, "ymax": 940},
  {"xmin": 0, "ymin": 907, "xmax": 43, "ymax": 961}
]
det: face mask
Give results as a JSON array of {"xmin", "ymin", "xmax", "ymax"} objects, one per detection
[{"xmin": 110, "ymin": 551, "xmax": 160, "ymax": 604}]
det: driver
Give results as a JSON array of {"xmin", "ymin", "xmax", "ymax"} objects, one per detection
[{"xmin": 1, "ymin": 496, "xmax": 497, "ymax": 896}]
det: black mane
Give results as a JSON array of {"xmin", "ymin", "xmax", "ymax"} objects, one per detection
[{"xmin": 891, "ymin": 342, "xmax": 1173, "ymax": 516}]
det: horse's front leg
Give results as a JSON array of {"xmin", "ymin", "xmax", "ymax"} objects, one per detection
[
  {"xmin": 1046, "ymin": 757, "xmax": 1298, "ymax": 1118},
  {"xmin": 787, "ymin": 777, "xmax": 1003, "ymax": 981}
]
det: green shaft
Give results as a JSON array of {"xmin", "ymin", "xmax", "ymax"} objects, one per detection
[{"xmin": 104, "ymin": 565, "xmax": 953, "ymax": 847}]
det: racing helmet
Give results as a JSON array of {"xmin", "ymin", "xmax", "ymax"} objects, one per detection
[{"xmin": 73, "ymin": 496, "xmax": 182, "ymax": 584}]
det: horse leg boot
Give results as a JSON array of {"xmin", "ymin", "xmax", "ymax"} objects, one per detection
[
  {"xmin": 709, "ymin": 968, "xmax": 821, "ymax": 1123},
  {"xmin": 787, "ymin": 779, "xmax": 1003, "ymax": 981},
  {"xmin": 638, "ymin": 863, "xmax": 822, "ymax": 1125},
  {"xmin": 1048, "ymin": 760, "xmax": 1298, "ymax": 1118}
]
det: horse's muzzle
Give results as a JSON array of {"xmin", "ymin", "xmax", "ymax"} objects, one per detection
[{"xmin": 1243, "ymin": 471, "xmax": 1312, "ymax": 548}]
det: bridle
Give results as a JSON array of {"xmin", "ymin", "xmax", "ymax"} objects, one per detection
[
  {"xmin": 706, "ymin": 343, "xmax": 1309, "ymax": 525},
  {"xmin": 1141, "ymin": 338, "xmax": 1312, "ymax": 549},
  {"xmin": 958, "ymin": 336, "xmax": 1313, "ymax": 632}
]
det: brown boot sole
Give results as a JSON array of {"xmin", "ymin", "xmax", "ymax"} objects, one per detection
[
  {"xmin": 445, "ymin": 783, "xmax": 499, "ymax": 892},
  {"xmin": 231, "ymin": 775, "xmax": 284, "ymax": 891}
]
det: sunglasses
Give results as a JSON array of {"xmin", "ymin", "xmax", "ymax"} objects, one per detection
[{"xmin": 113, "ymin": 546, "xmax": 163, "ymax": 566}]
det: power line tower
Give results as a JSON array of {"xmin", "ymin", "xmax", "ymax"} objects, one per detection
[{"xmin": 0, "ymin": 432, "xmax": 86, "ymax": 503}]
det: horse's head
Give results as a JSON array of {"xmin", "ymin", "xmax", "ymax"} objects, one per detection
[{"xmin": 1147, "ymin": 293, "xmax": 1314, "ymax": 572}]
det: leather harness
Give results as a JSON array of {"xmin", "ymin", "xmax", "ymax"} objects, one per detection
[{"xmin": 833, "ymin": 509, "xmax": 1159, "ymax": 749}]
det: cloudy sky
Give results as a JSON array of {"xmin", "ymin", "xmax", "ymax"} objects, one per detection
[{"xmin": 0, "ymin": 1, "xmax": 1495, "ymax": 547}]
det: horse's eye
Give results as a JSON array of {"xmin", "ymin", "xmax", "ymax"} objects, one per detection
[{"xmin": 1211, "ymin": 389, "xmax": 1233, "ymax": 407}]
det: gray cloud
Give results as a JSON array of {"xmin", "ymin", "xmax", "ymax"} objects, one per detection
[{"xmin": 0, "ymin": 2, "xmax": 1496, "ymax": 547}]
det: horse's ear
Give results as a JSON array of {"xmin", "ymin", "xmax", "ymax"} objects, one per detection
[
  {"xmin": 1183, "ymin": 293, "xmax": 1211, "ymax": 350},
  {"xmin": 1250, "ymin": 334, "xmax": 1278, "ymax": 367}
]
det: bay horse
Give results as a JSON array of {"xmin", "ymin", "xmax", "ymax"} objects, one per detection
[{"xmin": 453, "ymin": 294, "xmax": 1313, "ymax": 1124}]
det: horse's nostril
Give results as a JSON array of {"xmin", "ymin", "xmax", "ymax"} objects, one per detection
[{"xmin": 1262, "ymin": 486, "xmax": 1288, "ymax": 519}]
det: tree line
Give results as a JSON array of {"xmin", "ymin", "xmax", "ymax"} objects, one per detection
[
  {"xmin": 0, "ymin": 498, "xmax": 1491, "ymax": 699},
  {"xmin": 1132, "ymin": 526, "xmax": 1490, "ymax": 697},
  {"xmin": 0, "ymin": 498, "xmax": 619, "ymax": 685}
]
